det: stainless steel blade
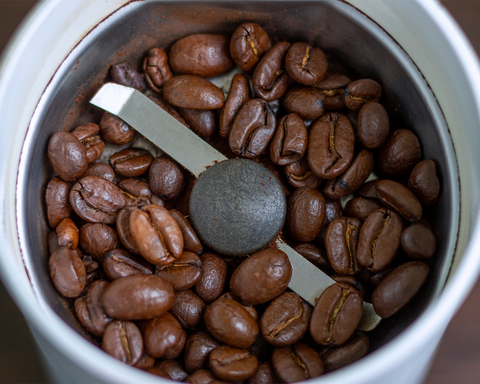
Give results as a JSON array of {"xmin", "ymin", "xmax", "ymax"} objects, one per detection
[{"xmin": 90, "ymin": 83, "xmax": 382, "ymax": 331}]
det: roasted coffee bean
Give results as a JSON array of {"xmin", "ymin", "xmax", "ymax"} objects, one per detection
[
  {"xmin": 248, "ymin": 335, "xmax": 272, "ymax": 362},
  {"xmin": 116, "ymin": 208, "xmax": 140, "ymax": 253},
  {"xmin": 49, "ymin": 245, "xmax": 86, "ymax": 298},
  {"xmin": 313, "ymin": 73, "xmax": 351, "ymax": 111},
  {"xmin": 133, "ymin": 354, "xmax": 155, "ymax": 369},
  {"xmin": 372, "ymin": 261, "xmax": 429, "ymax": 318},
  {"xmin": 316, "ymin": 198, "xmax": 343, "ymax": 245},
  {"xmin": 210, "ymin": 346, "xmax": 259, "ymax": 382},
  {"xmin": 285, "ymin": 42, "xmax": 327, "ymax": 85},
  {"xmin": 248, "ymin": 362, "xmax": 278, "ymax": 384},
  {"xmin": 56, "ymin": 217, "xmax": 79, "ymax": 250},
  {"xmin": 79, "ymin": 223, "xmax": 118, "ymax": 261},
  {"xmin": 220, "ymin": 74, "xmax": 251, "ymax": 137},
  {"xmin": 149, "ymin": 95, "xmax": 190, "ymax": 127},
  {"xmin": 83, "ymin": 163, "xmax": 116, "ymax": 184},
  {"xmin": 230, "ymin": 248, "xmax": 292, "ymax": 306},
  {"xmin": 102, "ymin": 320, "xmax": 143, "ymax": 365},
  {"xmin": 229, "ymin": 98, "xmax": 276, "ymax": 158},
  {"xmin": 230, "ymin": 22, "xmax": 271, "ymax": 72},
  {"xmin": 308, "ymin": 112, "xmax": 355, "ymax": 179},
  {"xmin": 401, "ymin": 222, "xmax": 436, "ymax": 260},
  {"xmin": 170, "ymin": 209, "xmax": 202, "ymax": 255},
  {"xmin": 118, "ymin": 178, "xmax": 164, "ymax": 208},
  {"xmin": 101, "ymin": 274, "xmax": 174, "ymax": 320},
  {"xmin": 45, "ymin": 178, "xmax": 72, "ymax": 228},
  {"xmin": 357, "ymin": 102, "xmax": 389, "ymax": 149},
  {"xmin": 260, "ymin": 292, "xmax": 312, "ymax": 347},
  {"xmin": 144, "ymin": 367, "xmax": 171, "ymax": 378},
  {"xmin": 282, "ymin": 87, "xmax": 325, "ymax": 120},
  {"xmin": 376, "ymin": 129, "xmax": 422, "ymax": 176},
  {"xmin": 155, "ymin": 251, "xmax": 202, "ymax": 291},
  {"xmin": 130, "ymin": 204, "xmax": 183, "ymax": 265},
  {"xmin": 178, "ymin": 108, "xmax": 217, "ymax": 138},
  {"xmin": 357, "ymin": 208, "xmax": 403, "ymax": 272},
  {"xmin": 323, "ymin": 149, "xmax": 374, "ymax": 199},
  {"xmin": 286, "ymin": 187, "xmax": 326, "ymax": 243},
  {"xmin": 48, "ymin": 132, "xmax": 88, "ymax": 182},
  {"xmin": 111, "ymin": 63, "xmax": 146, "ymax": 92},
  {"xmin": 103, "ymin": 249, "xmax": 153, "ymax": 280},
  {"xmin": 370, "ymin": 267, "xmax": 394, "ymax": 287},
  {"xmin": 99, "ymin": 112, "xmax": 135, "ymax": 145},
  {"xmin": 343, "ymin": 79, "xmax": 382, "ymax": 111},
  {"xmin": 156, "ymin": 359, "xmax": 189, "ymax": 382},
  {"xmin": 272, "ymin": 342, "xmax": 324, "ymax": 382},
  {"xmin": 219, "ymin": 292, "xmax": 259, "ymax": 323},
  {"xmin": 325, "ymin": 217, "xmax": 362, "ymax": 275},
  {"xmin": 149, "ymin": 156, "xmax": 185, "ymax": 200},
  {"xmin": 310, "ymin": 284, "xmax": 363, "ymax": 346},
  {"xmin": 170, "ymin": 289, "xmax": 206, "ymax": 329},
  {"xmin": 74, "ymin": 280, "xmax": 112, "ymax": 337},
  {"xmin": 408, "ymin": 160, "xmax": 440, "ymax": 207},
  {"xmin": 344, "ymin": 197, "xmax": 384, "ymax": 221},
  {"xmin": 294, "ymin": 243, "xmax": 332, "ymax": 274},
  {"xmin": 109, "ymin": 148, "xmax": 153, "ymax": 177},
  {"xmin": 71, "ymin": 123, "xmax": 105, "ymax": 164},
  {"xmin": 204, "ymin": 297, "xmax": 259, "ymax": 348},
  {"xmin": 184, "ymin": 331, "xmax": 221, "ymax": 373},
  {"xmin": 376, "ymin": 179, "xmax": 423, "ymax": 222},
  {"xmin": 170, "ymin": 34, "xmax": 234, "ymax": 78},
  {"xmin": 83, "ymin": 255, "xmax": 98, "ymax": 273},
  {"xmin": 163, "ymin": 75, "xmax": 225, "ymax": 109},
  {"xmin": 356, "ymin": 179, "xmax": 380, "ymax": 199},
  {"xmin": 322, "ymin": 333, "xmax": 369, "ymax": 372},
  {"xmin": 284, "ymin": 158, "xmax": 322, "ymax": 189},
  {"xmin": 252, "ymin": 42, "xmax": 292, "ymax": 102},
  {"xmin": 143, "ymin": 48, "xmax": 173, "ymax": 92},
  {"xmin": 48, "ymin": 230, "xmax": 81, "ymax": 256},
  {"xmin": 185, "ymin": 369, "xmax": 215, "ymax": 384},
  {"xmin": 195, "ymin": 252, "xmax": 227, "ymax": 302},
  {"xmin": 269, "ymin": 113, "xmax": 307, "ymax": 166},
  {"xmin": 141, "ymin": 313, "xmax": 187, "ymax": 359},
  {"xmin": 331, "ymin": 275, "xmax": 365, "ymax": 299}
]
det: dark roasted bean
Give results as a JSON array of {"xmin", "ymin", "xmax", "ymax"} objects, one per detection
[
  {"xmin": 141, "ymin": 313, "xmax": 187, "ymax": 359},
  {"xmin": 48, "ymin": 132, "xmax": 87, "ymax": 182},
  {"xmin": 285, "ymin": 42, "xmax": 327, "ymax": 85},
  {"xmin": 219, "ymin": 292, "xmax": 259, "ymax": 323},
  {"xmin": 149, "ymin": 156, "xmax": 185, "ymax": 201},
  {"xmin": 143, "ymin": 48, "xmax": 173, "ymax": 92},
  {"xmin": 282, "ymin": 87, "xmax": 325, "ymax": 120},
  {"xmin": 230, "ymin": 22, "xmax": 271, "ymax": 72},
  {"xmin": 345, "ymin": 197, "xmax": 384, "ymax": 221},
  {"xmin": 49, "ymin": 245, "xmax": 86, "ymax": 298},
  {"xmin": 178, "ymin": 108, "xmax": 217, "ymax": 138},
  {"xmin": 133, "ymin": 354, "xmax": 155, "ymax": 369},
  {"xmin": 79, "ymin": 223, "xmax": 118, "ymax": 261},
  {"xmin": 343, "ymin": 79, "xmax": 382, "ymax": 111},
  {"xmin": 118, "ymin": 178, "xmax": 163, "ymax": 208},
  {"xmin": 184, "ymin": 331, "xmax": 221, "ymax": 373},
  {"xmin": 322, "ymin": 333, "xmax": 369, "ymax": 372},
  {"xmin": 83, "ymin": 163, "xmax": 116, "ymax": 184},
  {"xmin": 356, "ymin": 179, "xmax": 380, "ymax": 199},
  {"xmin": 116, "ymin": 208, "xmax": 139, "ymax": 253},
  {"xmin": 313, "ymin": 73, "xmax": 351, "ymax": 111},
  {"xmin": 109, "ymin": 148, "xmax": 153, "ymax": 177},
  {"xmin": 155, "ymin": 251, "xmax": 202, "ymax": 291},
  {"xmin": 170, "ymin": 209, "xmax": 202, "ymax": 255},
  {"xmin": 331, "ymin": 275, "xmax": 365, "ymax": 299},
  {"xmin": 269, "ymin": 113, "xmax": 307, "ymax": 166},
  {"xmin": 401, "ymin": 221, "xmax": 436, "ymax": 260},
  {"xmin": 284, "ymin": 158, "xmax": 322, "ymax": 189},
  {"xmin": 195, "ymin": 252, "xmax": 227, "ymax": 302},
  {"xmin": 111, "ymin": 63, "xmax": 146, "ymax": 92},
  {"xmin": 82, "ymin": 255, "xmax": 98, "ymax": 274},
  {"xmin": 185, "ymin": 369, "xmax": 215, "ymax": 384},
  {"xmin": 248, "ymin": 362, "xmax": 278, "ymax": 384},
  {"xmin": 45, "ymin": 178, "xmax": 72, "ymax": 228},
  {"xmin": 144, "ymin": 367, "xmax": 171, "ymax": 379},
  {"xmin": 357, "ymin": 102, "xmax": 389, "ymax": 149},
  {"xmin": 316, "ymin": 198, "xmax": 343, "ymax": 245},
  {"xmin": 71, "ymin": 123, "xmax": 105, "ymax": 164},
  {"xmin": 272, "ymin": 342, "xmax": 324, "ymax": 382},
  {"xmin": 99, "ymin": 111, "xmax": 135, "ymax": 145},
  {"xmin": 170, "ymin": 289, "xmax": 206, "ymax": 329},
  {"xmin": 102, "ymin": 320, "xmax": 143, "ymax": 365},
  {"xmin": 408, "ymin": 160, "xmax": 440, "ymax": 207},
  {"xmin": 294, "ymin": 243, "xmax": 332, "ymax": 274},
  {"xmin": 209, "ymin": 345, "xmax": 259, "ymax": 382},
  {"xmin": 156, "ymin": 359, "xmax": 189, "ymax": 382},
  {"xmin": 220, "ymin": 74, "xmax": 251, "ymax": 137},
  {"xmin": 376, "ymin": 179, "xmax": 423, "ymax": 222},
  {"xmin": 103, "ymin": 249, "xmax": 153, "ymax": 280}
]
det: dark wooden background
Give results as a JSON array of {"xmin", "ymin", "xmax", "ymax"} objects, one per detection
[{"xmin": 0, "ymin": 1, "xmax": 479, "ymax": 382}]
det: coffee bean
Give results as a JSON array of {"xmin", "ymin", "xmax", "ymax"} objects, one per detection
[
  {"xmin": 210, "ymin": 345, "xmax": 259, "ymax": 382},
  {"xmin": 149, "ymin": 156, "xmax": 185, "ymax": 200},
  {"xmin": 111, "ymin": 63, "xmax": 146, "ymax": 92},
  {"xmin": 313, "ymin": 73, "xmax": 351, "ymax": 111},
  {"xmin": 116, "ymin": 208, "xmax": 140, "ymax": 253},
  {"xmin": 375, "ymin": 179, "xmax": 423, "ymax": 222},
  {"xmin": 185, "ymin": 369, "xmax": 215, "ymax": 384},
  {"xmin": 220, "ymin": 74, "xmax": 251, "ymax": 138},
  {"xmin": 56, "ymin": 218, "xmax": 79, "ymax": 250},
  {"xmin": 109, "ymin": 148, "xmax": 153, "ymax": 177},
  {"xmin": 343, "ymin": 79, "xmax": 382, "ymax": 111},
  {"xmin": 49, "ymin": 245, "xmax": 86, "ymax": 298},
  {"xmin": 248, "ymin": 362, "xmax": 278, "ymax": 384},
  {"xmin": 178, "ymin": 108, "xmax": 217, "ymax": 138},
  {"xmin": 184, "ymin": 331, "xmax": 221, "ymax": 373},
  {"xmin": 219, "ymin": 292, "xmax": 259, "ymax": 323},
  {"xmin": 316, "ymin": 198, "xmax": 343, "ymax": 245},
  {"xmin": 170, "ymin": 209, "xmax": 203, "ymax": 255},
  {"xmin": 401, "ymin": 222, "xmax": 436, "ymax": 260},
  {"xmin": 103, "ymin": 249, "xmax": 153, "ymax": 280},
  {"xmin": 344, "ymin": 197, "xmax": 384, "ymax": 221},
  {"xmin": 331, "ymin": 275, "xmax": 365, "ymax": 299},
  {"xmin": 230, "ymin": 22, "xmax": 271, "ymax": 72},
  {"xmin": 269, "ymin": 113, "xmax": 307, "ymax": 166},
  {"xmin": 71, "ymin": 123, "xmax": 105, "ymax": 164},
  {"xmin": 272, "ymin": 342, "xmax": 324, "ymax": 382},
  {"xmin": 118, "ymin": 178, "xmax": 164, "ymax": 208},
  {"xmin": 408, "ymin": 159, "xmax": 440, "ymax": 207},
  {"xmin": 133, "ymin": 354, "xmax": 155, "ymax": 369},
  {"xmin": 83, "ymin": 163, "xmax": 116, "ymax": 184},
  {"xmin": 163, "ymin": 75, "xmax": 225, "ymax": 109},
  {"xmin": 285, "ymin": 42, "xmax": 327, "ymax": 85},
  {"xmin": 82, "ymin": 255, "xmax": 98, "ymax": 273},
  {"xmin": 155, "ymin": 251, "xmax": 202, "ymax": 291},
  {"xmin": 195, "ymin": 253, "xmax": 227, "ymax": 302},
  {"xmin": 293, "ymin": 243, "xmax": 332, "ymax": 274},
  {"xmin": 170, "ymin": 289, "xmax": 206, "ymax": 329},
  {"xmin": 143, "ymin": 367, "xmax": 171, "ymax": 378},
  {"xmin": 283, "ymin": 87, "xmax": 325, "ymax": 120},
  {"xmin": 156, "ymin": 359, "xmax": 189, "ymax": 382},
  {"xmin": 143, "ymin": 48, "xmax": 173, "ymax": 92},
  {"xmin": 357, "ymin": 102, "xmax": 389, "ymax": 149},
  {"xmin": 322, "ymin": 333, "xmax": 369, "ymax": 372},
  {"xmin": 99, "ymin": 111, "xmax": 135, "ymax": 145},
  {"xmin": 284, "ymin": 158, "xmax": 322, "ymax": 189},
  {"xmin": 102, "ymin": 320, "xmax": 143, "ymax": 365},
  {"xmin": 45, "ymin": 178, "xmax": 72, "ymax": 228},
  {"xmin": 141, "ymin": 313, "xmax": 187, "ymax": 359},
  {"xmin": 79, "ymin": 223, "xmax": 119, "ymax": 261},
  {"xmin": 48, "ymin": 132, "xmax": 88, "ymax": 182},
  {"xmin": 356, "ymin": 179, "xmax": 380, "ymax": 199}
]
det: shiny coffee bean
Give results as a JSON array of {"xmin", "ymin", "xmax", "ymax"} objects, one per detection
[
  {"xmin": 163, "ymin": 75, "xmax": 225, "ymax": 109},
  {"xmin": 170, "ymin": 209, "xmax": 203, "ymax": 255},
  {"xmin": 74, "ymin": 279, "xmax": 112, "ymax": 337},
  {"xmin": 111, "ymin": 63, "xmax": 146, "ymax": 92},
  {"xmin": 178, "ymin": 108, "xmax": 217, "ymax": 138},
  {"xmin": 272, "ymin": 342, "xmax": 324, "ymax": 382},
  {"xmin": 260, "ymin": 292, "xmax": 312, "ymax": 347},
  {"xmin": 184, "ymin": 331, "xmax": 221, "ymax": 373},
  {"xmin": 118, "ymin": 178, "xmax": 164, "ymax": 208},
  {"xmin": 248, "ymin": 362, "xmax": 278, "ymax": 384},
  {"xmin": 149, "ymin": 156, "xmax": 185, "ymax": 200},
  {"xmin": 170, "ymin": 289, "xmax": 206, "ymax": 329},
  {"xmin": 149, "ymin": 95, "xmax": 189, "ymax": 127},
  {"xmin": 109, "ymin": 148, "xmax": 153, "ymax": 177},
  {"xmin": 372, "ymin": 261, "xmax": 429, "ymax": 318},
  {"xmin": 133, "ymin": 354, "xmax": 155, "ymax": 369},
  {"xmin": 375, "ymin": 179, "xmax": 423, "ymax": 222},
  {"xmin": 99, "ymin": 111, "xmax": 135, "ymax": 145},
  {"xmin": 357, "ymin": 102, "xmax": 389, "ymax": 149},
  {"xmin": 56, "ymin": 218, "xmax": 79, "ymax": 249},
  {"xmin": 357, "ymin": 208, "xmax": 403, "ymax": 272},
  {"xmin": 204, "ymin": 297, "xmax": 259, "ymax": 348},
  {"xmin": 322, "ymin": 333, "xmax": 370, "ymax": 372},
  {"xmin": 143, "ymin": 48, "xmax": 173, "ymax": 92},
  {"xmin": 156, "ymin": 360, "xmax": 189, "ymax": 382},
  {"xmin": 49, "ymin": 245, "xmax": 86, "ymax": 298},
  {"xmin": 230, "ymin": 22, "xmax": 271, "ymax": 72},
  {"xmin": 195, "ymin": 252, "xmax": 227, "ymax": 302},
  {"xmin": 310, "ymin": 284, "xmax": 363, "ymax": 346},
  {"xmin": 401, "ymin": 222, "xmax": 436, "ymax": 260},
  {"xmin": 155, "ymin": 251, "xmax": 202, "ymax": 291},
  {"xmin": 102, "ymin": 320, "xmax": 143, "ymax": 365},
  {"xmin": 323, "ymin": 149, "xmax": 374, "ymax": 199},
  {"xmin": 230, "ymin": 248, "xmax": 292, "ymax": 306},
  {"xmin": 286, "ymin": 187, "xmax": 326, "ymax": 243},
  {"xmin": 144, "ymin": 367, "xmax": 171, "ymax": 378},
  {"xmin": 141, "ymin": 313, "xmax": 187, "ymax": 359},
  {"xmin": 331, "ymin": 275, "xmax": 365, "ymax": 299},
  {"xmin": 185, "ymin": 369, "xmax": 215, "ymax": 384},
  {"xmin": 220, "ymin": 74, "xmax": 251, "ymax": 137},
  {"xmin": 343, "ymin": 79, "xmax": 382, "ymax": 111},
  {"xmin": 316, "ymin": 198, "xmax": 344, "ymax": 245},
  {"xmin": 103, "ymin": 249, "xmax": 153, "ymax": 280},
  {"xmin": 48, "ymin": 132, "xmax": 88, "ymax": 182},
  {"xmin": 284, "ymin": 158, "xmax": 322, "ymax": 189},
  {"xmin": 229, "ymin": 98, "xmax": 276, "ymax": 158},
  {"xmin": 356, "ymin": 179, "xmax": 380, "ymax": 199},
  {"xmin": 83, "ymin": 163, "xmax": 116, "ymax": 184},
  {"xmin": 408, "ymin": 160, "xmax": 440, "ymax": 207},
  {"xmin": 376, "ymin": 129, "xmax": 422, "ymax": 176},
  {"xmin": 344, "ymin": 197, "xmax": 384, "ymax": 221},
  {"xmin": 269, "ymin": 113, "xmax": 307, "ymax": 166},
  {"xmin": 294, "ymin": 243, "xmax": 332, "ymax": 273},
  {"xmin": 282, "ymin": 87, "xmax": 325, "ymax": 120},
  {"xmin": 116, "ymin": 208, "xmax": 140, "ymax": 253},
  {"xmin": 285, "ymin": 42, "xmax": 327, "ymax": 85},
  {"xmin": 170, "ymin": 34, "xmax": 234, "ymax": 78},
  {"xmin": 325, "ymin": 217, "xmax": 362, "ymax": 275},
  {"xmin": 71, "ymin": 123, "xmax": 105, "ymax": 164},
  {"xmin": 79, "ymin": 223, "xmax": 119, "ymax": 261},
  {"xmin": 101, "ymin": 274, "xmax": 174, "ymax": 320},
  {"xmin": 313, "ymin": 73, "xmax": 351, "ymax": 111},
  {"xmin": 210, "ymin": 345, "xmax": 259, "ymax": 382},
  {"xmin": 45, "ymin": 178, "xmax": 72, "ymax": 228},
  {"xmin": 370, "ymin": 267, "xmax": 394, "ymax": 287},
  {"xmin": 219, "ymin": 292, "xmax": 259, "ymax": 323},
  {"xmin": 308, "ymin": 112, "xmax": 355, "ymax": 179}
]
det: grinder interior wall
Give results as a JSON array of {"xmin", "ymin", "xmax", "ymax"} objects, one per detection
[{"xmin": 17, "ymin": 0, "xmax": 456, "ymax": 351}]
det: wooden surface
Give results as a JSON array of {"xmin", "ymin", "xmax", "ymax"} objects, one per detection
[{"xmin": 0, "ymin": 1, "xmax": 480, "ymax": 383}]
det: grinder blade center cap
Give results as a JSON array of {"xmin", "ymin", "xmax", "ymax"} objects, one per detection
[{"xmin": 189, "ymin": 158, "xmax": 287, "ymax": 256}]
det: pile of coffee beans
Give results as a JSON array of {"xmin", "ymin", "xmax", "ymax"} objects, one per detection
[{"xmin": 45, "ymin": 21, "xmax": 440, "ymax": 382}]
